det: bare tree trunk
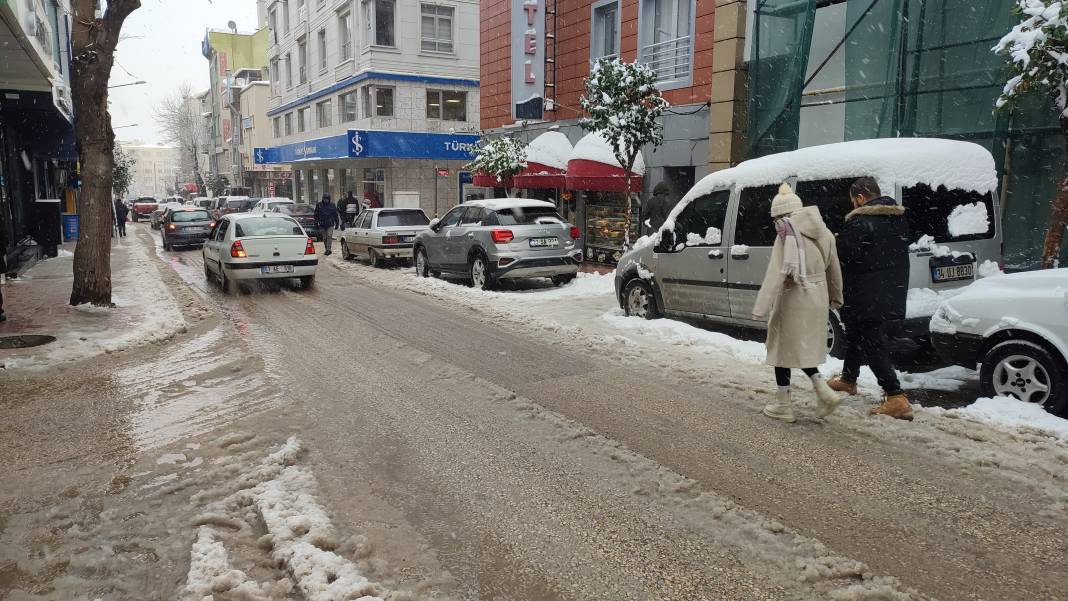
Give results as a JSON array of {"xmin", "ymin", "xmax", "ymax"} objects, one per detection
[
  {"xmin": 69, "ymin": 0, "xmax": 141, "ymax": 306},
  {"xmin": 1041, "ymin": 118, "xmax": 1068, "ymax": 268}
]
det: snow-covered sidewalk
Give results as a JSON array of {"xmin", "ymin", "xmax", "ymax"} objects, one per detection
[{"xmin": 0, "ymin": 230, "xmax": 188, "ymax": 370}]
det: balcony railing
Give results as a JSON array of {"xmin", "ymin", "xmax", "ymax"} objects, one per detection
[{"xmin": 640, "ymin": 35, "xmax": 692, "ymax": 84}]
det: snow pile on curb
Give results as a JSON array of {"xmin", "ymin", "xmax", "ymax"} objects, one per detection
[
  {"xmin": 941, "ymin": 397, "xmax": 1068, "ymax": 442},
  {"xmin": 183, "ymin": 526, "xmax": 290, "ymax": 601},
  {"xmin": 947, "ymin": 202, "xmax": 990, "ymax": 237}
]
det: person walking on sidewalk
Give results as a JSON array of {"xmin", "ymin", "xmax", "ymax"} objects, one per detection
[
  {"xmin": 828, "ymin": 177, "xmax": 913, "ymax": 420},
  {"xmin": 752, "ymin": 183, "xmax": 844, "ymax": 423},
  {"xmin": 114, "ymin": 198, "xmax": 129, "ymax": 238},
  {"xmin": 315, "ymin": 193, "xmax": 341, "ymax": 256}
]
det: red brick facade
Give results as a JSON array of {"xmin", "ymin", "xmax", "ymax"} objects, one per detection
[{"xmin": 480, "ymin": 0, "xmax": 715, "ymax": 130}]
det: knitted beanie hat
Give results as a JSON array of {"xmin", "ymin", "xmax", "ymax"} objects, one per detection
[{"xmin": 770, "ymin": 182, "xmax": 803, "ymax": 218}]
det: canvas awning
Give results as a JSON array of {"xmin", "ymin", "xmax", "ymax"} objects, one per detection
[{"xmin": 565, "ymin": 133, "xmax": 644, "ymax": 193}]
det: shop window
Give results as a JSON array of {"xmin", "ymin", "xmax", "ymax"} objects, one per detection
[
  {"xmin": 421, "ymin": 4, "xmax": 454, "ymax": 53},
  {"xmin": 339, "ymin": 91, "xmax": 358, "ymax": 122},
  {"xmin": 734, "ymin": 184, "xmax": 778, "ymax": 247},
  {"xmin": 317, "ymin": 99, "xmax": 333, "ymax": 127},
  {"xmin": 591, "ymin": 0, "xmax": 619, "ymax": 62},
  {"xmin": 364, "ymin": 0, "xmax": 396, "ymax": 47},
  {"xmin": 795, "ymin": 178, "xmax": 854, "ymax": 234},
  {"xmin": 362, "ymin": 168, "xmax": 385, "ymax": 206},
  {"xmin": 426, "ymin": 90, "xmax": 466, "ymax": 121},
  {"xmin": 671, "ymin": 189, "xmax": 729, "ymax": 247}
]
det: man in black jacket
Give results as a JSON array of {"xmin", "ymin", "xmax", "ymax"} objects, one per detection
[{"xmin": 828, "ymin": 177, "xmax": 913, "ymax": 420}]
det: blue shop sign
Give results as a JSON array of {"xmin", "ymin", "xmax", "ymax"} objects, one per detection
[{"xmin": 255, "ymin": 130, "xmax": 479, "ymax": 165}]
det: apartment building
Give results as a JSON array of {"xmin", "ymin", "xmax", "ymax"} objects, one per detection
[
  {"xmin": 238, "ymin": 81, "xmax": 293, "ymax": 197},
  {"xmin": 255, "ymin": 0, "xmax": 480, "ymax": 215},
  {"xmin": 0, "ymin": 0, "xmax": 77, "ymax": 265},
  {"xmin": 120, "ymin": 142, "xmax": 180, "ymax": 199}
]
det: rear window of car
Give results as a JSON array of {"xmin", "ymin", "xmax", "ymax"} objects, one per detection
[
  {"xmin": 281, "ymin": 205, "xmax": 314, "ymax": 215},
  {"xmin": 492, "ymin": 206, "xmax": 563, "ymax": 225},
  {"xmin": 377, "ymin": 210, "xmax": 430, "ymax": 227},
  {"xmin": 226, "ymin": 200, "xmax": 249, "ymax": 208},
  {"xmin": 235, "ymin": 217, "xmax": 303, "ymax": 237},
  {"xmin": 902, "ymin": 184, "xmax": 995, "ymax": 242},
  {"xmin": 172, "ymin": 210, "xmax": 210, "ymax": 222}
]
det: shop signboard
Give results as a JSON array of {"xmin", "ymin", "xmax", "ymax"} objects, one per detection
[
  {"xmin": 511, "ymin": 0, "xmax": 544, "ymax": 119},
  {"xmin": 254, "ymin": 130, "xmax": 479, "ymax": 165}
]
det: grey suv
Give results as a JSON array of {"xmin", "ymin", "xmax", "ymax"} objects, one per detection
[{"xmin": 413, "ymin": 199, "xmax": 582, "ymax": 289}]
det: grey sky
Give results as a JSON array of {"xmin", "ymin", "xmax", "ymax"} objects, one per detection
[{"xmin": 110, "ymin": 0, "xmax": 260, "ymax": 146}]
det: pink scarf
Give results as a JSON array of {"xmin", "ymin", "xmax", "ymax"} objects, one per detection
[{"xmin": 776, "ymin": 218, "xmax": 810, "ymax": 287}]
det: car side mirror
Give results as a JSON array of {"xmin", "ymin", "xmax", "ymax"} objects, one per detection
[
  {"xmin": 429, "ymin": 218, "xmax": 441, "ymax": 230},
  {"xmin": 656, "ymin": 230, "xmax": 676, "ymax": 253}
]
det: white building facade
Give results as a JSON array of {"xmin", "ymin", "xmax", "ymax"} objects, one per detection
[
  {"xmin": 120, "ymin": 143, "xmax": 180, "ymax": 199},
  {"xmin": 258, "ymin": 0, "xmax": 480, "ymax": 216}
]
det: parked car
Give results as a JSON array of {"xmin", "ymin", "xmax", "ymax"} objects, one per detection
[
  {"xmin": 276, "ymin": 204, "xmax": 320, "ymax": 240},
  {"xmin": 339, "ymin": 208, "xmax": 431, "ymax": 266},
  {"xmin": 161, "ymin": 208, "xmax": 214, "ymax": 251},
  {"xmin": 131, "ymin": 197, "xmax": 159, "ymax": 222},
  {"xmin": 614, "ymin": 138, "xmax": 1004, "ymax": 358},
  {"xmin": 221, "ymin": 197, "xmax": 255, "ymax": 215},
  {"xmin": 254, "ymin": 197, "xmax": 295, "ymax": 213},
  {"xmin": 202, "ymin": 213, "xmax": 318, "ymax": 292},
  {"xmin": 930, "ymin": 269, "xmax": 1068, "ymax": 414},
  {"xmin": 151, "ymin": 202, "xmax": 184, "ymax": 230},
  {"xmin": 413, "ymin": 199, "xmax": 581, "ymax": 289}
]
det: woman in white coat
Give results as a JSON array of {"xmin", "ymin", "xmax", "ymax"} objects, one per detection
[{"xmin": 752, "ymin": 183, "xmax": 845, "ymax": 422}]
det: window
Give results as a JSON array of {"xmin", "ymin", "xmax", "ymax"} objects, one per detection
[
  {"xmin": 284, "ymin": 113, "xmax": 293, "ymax": 135},
  {"xmin": 493, "ymin": 206, "xmax": 564, "ymax": 225},
  {"xmin": 362, "ymin": 86, "xmax": 394, "ymax": 117},
  {"xmin": 638, "ymin": 0, "xmax": 693, "ymax": 85},
  {"xmin": 734, "ymin": 184, "xmax": 779, "ymax": 247},
  {"xmin": 380, "ymin": 210, "xmax": 431, "ymax": 227},
  {"xmin": 671, "ymin": 190, "xmax": 729, "ymax": 247},
  {"xmin": 438, "ymin": 206, "xmax": 465, "ymax": 228},
  {"xmin": 338, "ymin": 11, "xmax": 353, "ymax": 59},
  {"xmin": 339, "ymin": 91, "xmax": 358, "ymax": 122},
  {"xmin": 795, "ymin": 178, "xmax": 855, "ymax": 234},
  {"xmin": 420, "ymin": 4, "xmax": 454, "ymax": 53},
  {"xmin": 362, "ymin": 168, "xmax": 385, "ymax": 205},
  {"xmin": 285, "ymin": 53, "xmax": 293, "ymax": 88},
  {"xmin": 903, "ymin": 184, "xmax": 995, "ymax": 242},
  {"xmin": 268, "ymin": 9, "xmax": 278, "ymax": 44},
  {"xmin": 426, "ymin": 90, "xmax": 466, "ymax": 121},
  {"xmin": 297, "ymin": 37, "xmax": 308, "ymax": 83},
  {"xmin": 591, "ymin": 0, "xmax": 619, "ymax": 61},
  {"xmin": 316, "ymin": 99, "xmax": 332, "ymax": 127},
  {"xmin": 298, "ymin": 107, "xmax": 310, "ymax": 132},
  {"xmin": 364, "ymin": 0, "xmax": 395, "ymax": 47},
  {"xmin": 270, "ymin": 58, "xmax": 280, "ymax": 96},
  {"xmin": 235, "ymin": 217, "xmax": 303, "ymax": 237},
  {"xmin": 273, "ymin": 116, "xmax": 282, "ymax": 138},
  {"xmin": 317, "ymin": 28, "xmax": 327, "ymax": 71},
  {"xmin": 283, "ymin": 0, "xmax": 291, "ymax": 34},
  {"xmin": 459, "ymin": 207, "xmax": 483, "ymax": 225}
]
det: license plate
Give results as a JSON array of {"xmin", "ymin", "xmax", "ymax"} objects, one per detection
[
  {"xmin": 261, "ymin": 265, "xmax": 294, "ymax": 274},
  {"xmin": 186, "ymin": 227, "xmax": 208, "ymax": 233},
  {"xmin": 529, "ymin": 237, "xmax": 559, "ymax": 247},
  {"xmin": 401, "ymin": 235, "xmax": 415, "ymax": 242},
  {"xmin": 932, "ymin": 263, "xmax": 974, "ymax": 282}
]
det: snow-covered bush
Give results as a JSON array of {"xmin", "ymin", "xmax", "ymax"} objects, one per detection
[{"xmin": 466, "ymin": 136, "xmax": 527, "ymax": 184}]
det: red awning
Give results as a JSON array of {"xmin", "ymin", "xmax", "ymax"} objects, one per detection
[
  {"xmin": 512, "ymin": 161, "xmax": 566, "ymax": 189},
  {"xmin": 181, "ymin": 183, "xmax": 199, "ymax": 192},
  {"xmin": 472, "ymin": 171, "xmax": 513, "ymax": 188},
  {"xmin": 565, "ymin": 159, "xmax": 643, "ymax": 193}
]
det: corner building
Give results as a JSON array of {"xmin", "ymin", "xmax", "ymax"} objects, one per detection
[{"xmin": 257, "ymin": 0, "xmax": 480, "ymax": 216}]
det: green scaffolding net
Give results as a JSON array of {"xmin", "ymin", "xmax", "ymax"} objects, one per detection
[{"xmin": 747, "ymin": 0, "xmax": 1065, "ymax": 269}]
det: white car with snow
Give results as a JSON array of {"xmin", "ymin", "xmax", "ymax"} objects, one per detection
[
  {"xmin": 252, "ymin": 197, "xmax": 295, "ymax": 213},
  {"xmin": 930, "ymin": 269, "xmax": 1068, "ymax": 415},
  {"xmin": 202, "ymin": 213, "xmax": 318, "ymax": 292},
  {"xmin": 614, "ymin": 138, "xmax": 1003, "ymax": 358}
]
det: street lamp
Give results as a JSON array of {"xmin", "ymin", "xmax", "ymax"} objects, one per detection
[{"xmin": 109, "ymin": 80, "xmax": 147, "ymax": 89}]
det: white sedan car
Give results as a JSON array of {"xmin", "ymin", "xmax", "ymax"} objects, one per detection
[
  {"xmin": 202, "ymin": 213, "xmax": 318, "ymax": 292},
  {"xmin": 253, "ymin": 197, "xmax": 295, "ymax": 213},
  {"xmin": 931, "ymin": 268, "xmax": 1068, "ymax": 414},
  {"xmin": 338, "ymin": 208, "xmax": 431, "ymax": 267}
]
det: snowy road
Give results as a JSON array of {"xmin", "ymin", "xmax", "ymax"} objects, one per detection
[{"xmin": 2, "ymin": 224, "xmax": 1067, "ymax": 600}]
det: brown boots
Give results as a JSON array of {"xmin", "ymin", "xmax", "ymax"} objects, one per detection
[
  {"xmin": 870, "ymin": 394, "xmax": 914, "ymax": 421},
  {"xmin": 827, "ymin": 376, "xmax": 914, "ymax": 421}
]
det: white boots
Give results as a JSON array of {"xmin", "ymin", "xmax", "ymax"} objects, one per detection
[{"xmin": 762, "ymin": 374, "xmax": 843, "ymax": 422}]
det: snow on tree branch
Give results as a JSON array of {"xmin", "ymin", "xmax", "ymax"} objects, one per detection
[
  {"xmin": 993, "ymin": 0, "xmax": 1068, "ymax": 116},
  {"xmin": 579, "ymin": 58, "xmax": 669, "ymax": 170},
  {"xmin": 466, "ymin": 137, "xmax": 527, "ymax": 182}
]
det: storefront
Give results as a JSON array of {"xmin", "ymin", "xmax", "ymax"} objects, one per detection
[
  {"xmin": 512, "ymin": 130, "xmax": 573, "ymax": 215},
  {"xmin": 566, "ymin": 133, "xmax": 644, "ymax": 266},
  {"xmin": 247, "ymin": 164, "xmax": 293, "ymax": 198}
]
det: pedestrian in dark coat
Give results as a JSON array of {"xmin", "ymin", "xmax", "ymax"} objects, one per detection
[
  {"xmin": 828, "ymin": 176, "xmax": 913, "ymax": 420},
  {"xmin": 114, "ymin": 198, "xmax": 129, "ymax": 237},
  {"xmin": 315, "ymin": 194, "xmax": 341, "ymax": 255}
]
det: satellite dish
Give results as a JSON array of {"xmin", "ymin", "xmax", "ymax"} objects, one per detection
[{"xmin": 227, "ymin": 20, "xmax": 237, "ymax": 32}]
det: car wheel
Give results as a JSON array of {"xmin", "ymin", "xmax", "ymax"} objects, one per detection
[
  {"xmin": 415, "ymin": 248, "xmax": 430, "ymax": 277},
  {"xmin": 369, "ymin": 249, "xmax": 382, "ymax": 268},
  {"xmin": 220, "ymin": 268, "xmax": 237, "ymax": 294},
  {"xmin": 827, "ymin": 311, "xmax": 846, "ymax": 360},
  {"xmin": 469, "ymin": 253, "xmax": 494, "ymax": 291},
  {"xmin": 340, "ymin": 239, "xmax": 352, "ymax": 260},
  {"xmin": 551, "ymin": 274, "xmax": 576, "ymax": 287},
  {"xmin": 299, "ymin": 275, "xmax": 315, "ymax": 289},
  {"xmin": 980, "ymin": 339, "xmax": 1068, "ymax": 414},
  {"xmin": 623, "ymin": 279, "xmax": 660, "ymax": 320}
]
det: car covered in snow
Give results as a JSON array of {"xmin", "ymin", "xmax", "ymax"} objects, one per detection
[
  {"xmin": 930, "ymin": 268, "xmax": 1068, "ymax": 415},
  {"xmin": 202, "ymin": 213, "xmax": 318, "ymax": 292},
  {"xmin": 339, "ymin": 208, "xmax": 431, "ymax": 266},
  {"xmin": 615, "ymin": 138, "xmax": 1003, "ymax": 358}
]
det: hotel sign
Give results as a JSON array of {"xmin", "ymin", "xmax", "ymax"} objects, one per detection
[{"xmin": 511, "ymin": 0, "xmax": 544, "ymax": 120}]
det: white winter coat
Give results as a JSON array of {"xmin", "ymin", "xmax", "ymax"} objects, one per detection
[{"xmin": 752, "ymin": 206, "xmax": 844, "ymax": 368}]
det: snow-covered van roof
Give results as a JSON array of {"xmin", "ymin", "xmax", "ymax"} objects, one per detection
[
  {"xmin": 464, "ymin": 198, "xmax": 556, "ymax": 211},
  {"xmin": 569, "ymin": 132, "xmax": 647, "ymax": 176},
  {"xmin": 679, "ymin": 137, "xmax": 997, "ymax": 208},
  {"xmin": 524, "ymin": 131, "xmax": 573, "ymax": 170}
]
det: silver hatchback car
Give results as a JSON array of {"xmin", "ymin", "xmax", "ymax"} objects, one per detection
[{"xmin": 413, "ymin": 199, "xmax": 583, "ymax": 289}]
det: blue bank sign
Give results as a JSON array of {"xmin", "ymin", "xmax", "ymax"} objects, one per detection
[{"xmin": 255, "ymin": 130, "xmax": 479, "ymax": 165}]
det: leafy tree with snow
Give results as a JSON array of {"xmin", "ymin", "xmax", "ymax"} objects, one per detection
[
  {"xmin": 994, "ymin": 0, "xmax": 1068, "ymax": 268},
  {"xmin": 580, "ymin": 58, "xmax": 668, "ymax": 249},
  {"xmin": 466, "ymin": 136, "xmax": 527, "ymax": 191},
  {"xmin": 112, "ymin": 144, "xmax": 135, "ymax": 199},
  {"xmin": 206, "ymin": 173, "xmax": 230, "ymax": 198}
]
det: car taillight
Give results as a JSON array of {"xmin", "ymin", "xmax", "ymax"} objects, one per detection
[
  {"xmin": 209, "ymin": 221, "xmax": 216, "ymax": 228},
  {"xmin": 491, "ymin": 229, "xmax": 514, "ymax": 244},
  {"xmin": 382, "ymin": 235, "xmax": 400, "ymax": 245},
  {"xmin": 304, "ymin": 237, "xmax": 315, "ymax": 255},
  {"xmin": 570, "ymin": 226, "xmax": 580, "ymax": 239},
  {"xmin": 230, "ymin": 240, "xmax": 247, "ymax": 258},
  {"xmin": 166, "ymin": 223, "xmax": 176, "ymax": 230}
]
